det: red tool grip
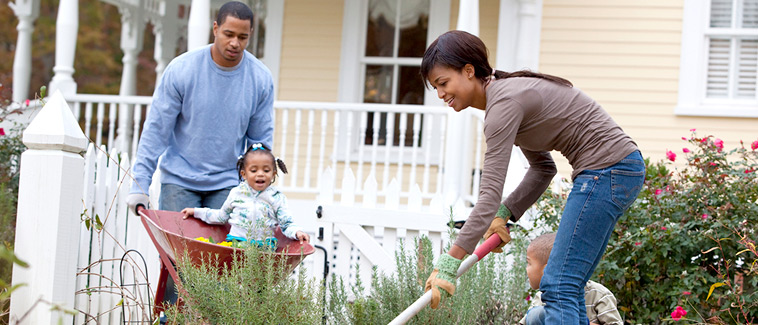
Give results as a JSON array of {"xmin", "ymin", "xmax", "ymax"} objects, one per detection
[{"xmin": 473, "ymin": 234, "xmax": 503, "ymax": 261}]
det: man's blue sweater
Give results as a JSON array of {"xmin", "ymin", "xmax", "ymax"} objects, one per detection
[{"xmin": 130, "ymin": 45, "xmax": 274, "ymax": 194}]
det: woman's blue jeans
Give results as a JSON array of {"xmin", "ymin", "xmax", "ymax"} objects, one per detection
[{"xmin": 541, "ymin": 151, "xmax": 645, "ymax": 324}]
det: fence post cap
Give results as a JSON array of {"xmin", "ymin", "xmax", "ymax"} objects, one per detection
[{"xmin": 22, "ymin": 90, "xmax": 88, "ymax": 153}]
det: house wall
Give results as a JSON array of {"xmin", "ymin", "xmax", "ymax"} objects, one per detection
[
  {"xmin": 278, "ymin": 0, "xmax": 344, "ymax": 101},
  {"xmin": 274, "ymin": 1, "xmax": 494, "ymax": 201},
  {"xmin": 540, "ymin": 0, "xmax": 758, "ymax": 176}
]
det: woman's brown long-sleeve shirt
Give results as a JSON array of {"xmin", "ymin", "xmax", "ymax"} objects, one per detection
[{"xmin": 454, "ymin": 77, "xmax": 638, "ymax": 253}]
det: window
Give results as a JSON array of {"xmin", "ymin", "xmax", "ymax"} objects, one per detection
[
  {"xmin": 677, "ymin": 0, "xmax": 758, "ymax": 117},
  {"xmin": 338, "ymin": 0, "xmax": 450, "ymax": 160},
  {"xmin": 362, "ymin": 0, "xmax": 429, "ymax": 146}
]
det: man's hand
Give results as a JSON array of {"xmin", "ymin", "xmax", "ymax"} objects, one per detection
[
  {"xmin": 126, "ymin": 193, "xmax": 149, "ymax": 214},
  {"xmin": 483, "ymin": 204, "xmax": 512, "ymax": 253},
  {"xmin": 424, "ymin": 254, "xmax": 462, "ymax": 309}
]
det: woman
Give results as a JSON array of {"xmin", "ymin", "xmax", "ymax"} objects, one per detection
[{"xmin": 421, "ymin": 30, "xmax": 644, "ymax": 325}]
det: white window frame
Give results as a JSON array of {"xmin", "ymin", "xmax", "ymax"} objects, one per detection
[
  {"xmin": 336, "ymin": 0, "xmax": 451, "ymax": 163},
  {"xmin": 676, "ymin": 0, "xmax": 758, "ymax": 118},
  {"xmin": 260, "ymin": 0, "xmax": 284, "ymax": 99}
]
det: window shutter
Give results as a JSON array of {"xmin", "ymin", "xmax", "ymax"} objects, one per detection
[
  {"xmin": 710, "ymin": 0, "xmax": 732, "ymax": 27},
  {"xmin": 743, "ymin": 0, "xmax": 758, "ymax": 28},
  {"xmin": 737, "ymin": 39, "xmax": 758, "ymax": 98},
  {"xmin": 707, "ymin": 38, "xmax": 731, "ymax": 98}
]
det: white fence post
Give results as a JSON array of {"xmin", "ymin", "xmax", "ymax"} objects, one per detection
[{"xmin": 10, "ymin": 91, "xmax": 88, "ymax": 324}]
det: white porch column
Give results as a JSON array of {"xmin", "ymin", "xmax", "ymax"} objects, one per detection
[
  {"xmin": 48, "ymin": 0, "xmax": 78, "ymax": 96},
  {"xmin": 514, "ymin": 0, "xmax": 542, "ymax": 71},
  {"xmin": 443, "ymin": 0, "xmax": 480, "ymax": 201},
  {"xmin": 10, "ymin": 0, "xmax": 40, "ymax": 104},
  {"xmin": 153, "ymin": 3, "xmax": 181, "ymax": 81},
  {"xmin": 495, "ymin": 0, "xmax": 542, "ymax": 71},
  {"xmin": 115, "ymin": 6, "xmax": 146, "ymax": 153},
  {"xmin": 187, "ymin": 0, "xmax": 211, "ymax": 51},
  {"xmin": 10, "ymin": 91, "xmax": 87, "ymax": 324},
  {"xmin": 118, "ymin": 7, "xmax": 146, "ymax": 98}
]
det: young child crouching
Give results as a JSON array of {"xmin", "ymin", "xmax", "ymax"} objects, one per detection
[{"xmin": 521, "ymin": 232, "xmax": 623, "ymax": 325}]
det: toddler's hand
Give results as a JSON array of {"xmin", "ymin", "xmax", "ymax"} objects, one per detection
[
  {"xmin": 181, "ymin": 208, "xmax": 195, "ymax": 219},
  {"xmin": 295, "ymin": 231, "xmax": 310, "ymax": 244}
]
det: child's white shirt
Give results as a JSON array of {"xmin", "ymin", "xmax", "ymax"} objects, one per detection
[{"xmin": 193, "ymin": 183, "xmax": 302, "ymax": 240}]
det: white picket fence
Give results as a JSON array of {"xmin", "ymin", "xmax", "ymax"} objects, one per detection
[{"xmin": 11, "ymin": 93, "xmax": 536, "ymax": 323}]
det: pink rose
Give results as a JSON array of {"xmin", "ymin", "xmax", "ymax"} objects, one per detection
[
  {"xmin": 745, "ymin": 168, "xmax": 755, "ymax": 174},
  {"xmin": 682, "ymin": 291, "xmax": 691, "ymax": 295},
  {"xmin": 702, "ymin": 213, "xmax": 708, "ymax": 220},
  {"xmin": 671, "ymin": 306, "xmax": 687, "ymax": 321},
  {"xmin": 666, "ymin": 150, "xmax": 676, "ymax": 162},
  {"xmin": 751, "ymin": 140, "xmax": 758, "ymax": 151},
  {"xmin": 0, "ymin": 128, "xmax": 4, "ymax": 136},
  {"xmin": 634, "ymin": 242, "xmax": 641, "ymax": 246},
  {"xmin": 682, "ymin": 148, "xmax": 690, "ymax": 153},
  {"xmin": 714, "ymin": 139, "xmax": 724, "ymax": 152},
  {"xmin": 661, "ymin": 226, "xmax": 667, "ymax": 230},
  {"xmin": 526, "ymin": 295, "xmax": 531, "ymax": 301},
  {"xmin": 709, "ymin": 162, "xmax": 717, "ymax": 166},
  {"xmin": 701, "ymin": 138, "xmax": 708, "ymax": 143},
  {"xmin": 655, "ymin": 189, "xmax": 663, "ymax": 195},
  {"xmin": 681, "ymin": 137, "xmax": 687, "ymax": 140},
  {"xmin": 690, "ymin": 128, "xmax": 696, "ymax": 132},
  {"xmin": 25, "ymin": 99, "xmax": 30, "ymax": 106}
]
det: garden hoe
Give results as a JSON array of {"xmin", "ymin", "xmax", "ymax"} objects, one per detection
[{"xmin": 388, "ymin": 233, "xmax": 504, "ymax": 324}]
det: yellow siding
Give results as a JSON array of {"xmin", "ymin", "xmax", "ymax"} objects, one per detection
[
  {"xmin": 541, "ymin": 0, "xmax": 758, "ymax": 177},
  {"xmin": 278, "ymin": 0, "xmax": 344, "ymax": 101}
]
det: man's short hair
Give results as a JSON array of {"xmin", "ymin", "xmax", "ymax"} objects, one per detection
[
  {"xmin": 217, "ymin": 1, "xmax": 254, "ymax": 26},
  {"xmin": 529, "ymin": 232, "xmax": 556, "ymax": 265}
]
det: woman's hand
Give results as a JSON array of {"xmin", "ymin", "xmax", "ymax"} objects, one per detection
[
  {"xmin": 295, "ymin": 231, "xmax": 310, "ymax": 244},
  {"xmin": 181, "ymin": 208, "xmax": 195, "ymax": 219}
]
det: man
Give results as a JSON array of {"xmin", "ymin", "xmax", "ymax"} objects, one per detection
[{"xmin": 127, "ymin": 1, "xmax": 274, "ymax": 213}]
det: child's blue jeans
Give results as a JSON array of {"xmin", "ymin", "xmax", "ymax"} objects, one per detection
[
  {"xmin": 541, "ymin": 151, "xmax": 645, "ymax": 324},
  {"xmin": 525, "ymin": 306, "xmax": 589, "ymax": 325}
]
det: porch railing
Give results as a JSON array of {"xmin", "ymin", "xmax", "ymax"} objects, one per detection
[{"xmin": 63, "ymin": 94, "xmax": 502, "ymax": 206}]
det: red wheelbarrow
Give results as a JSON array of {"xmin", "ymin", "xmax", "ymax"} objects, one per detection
[{"xmin": 137, "ymin": 207, "xmax": 315, "ymax": 316}]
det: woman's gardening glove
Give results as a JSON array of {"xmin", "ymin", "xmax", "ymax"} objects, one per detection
[
  {"xmin": 424, "ymin": 254, "xmax": 462, "ymax": 309},
  {"xmin": 483, "ymin": 204, "xmax": 513, "ymax": 253}
]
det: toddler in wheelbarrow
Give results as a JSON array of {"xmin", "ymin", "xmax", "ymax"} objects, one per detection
[
  {"xmin": 182, "ymin": 142, "xmax": 310, "ymax": 248},
  {"xmin": 134, "ymin": 144, "xmax": 313, "ymax": 320}
]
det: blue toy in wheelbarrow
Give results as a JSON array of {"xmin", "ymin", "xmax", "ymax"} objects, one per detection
[{"xmin": 137, "ymin": 207, "xmax": 315, "ymax": 316}]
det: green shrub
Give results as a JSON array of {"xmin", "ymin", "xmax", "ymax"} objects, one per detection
[
  {"xmin": 165, "ymin": 246, "xmax": 323, "ymax": 324},
  {"xmin": 325, "ymin": 228, "xmax": 531, "ymax": 324},
  {"xmin": 0, "ymin": 102, "xmax": 26, "ymax": 324},
  {"xmin": 535, "ymin": 132, "xmax": 758, "ymax": 324}
]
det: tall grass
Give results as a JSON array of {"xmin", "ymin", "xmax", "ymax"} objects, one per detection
[
  {"xmin": 325, "ymin": 229, "xmax": 530, "ymax": 324},
  {"xmin": 165, "ymin": 247, "xmax": 324, "ymax": 324}
]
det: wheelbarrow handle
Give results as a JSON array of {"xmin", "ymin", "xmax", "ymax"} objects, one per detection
[
  {"xmin": 137, "ymin": 206, "xmax": 187, "ymax": 296},
  {"xmin": 388, "ymin": 234, "xmax": 503, "ymax": 325}
]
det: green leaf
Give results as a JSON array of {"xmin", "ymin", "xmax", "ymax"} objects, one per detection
[
  {"xmin": 0, "ymin": 283, "xmax": 27, "ymax": 300},
  {"xmin": 95, "ymin": 214, "xmax": 103, "ymax": 230},
  {"xmin": 0, "ymin": 245, "xmax": 29, "ymax": 268}
]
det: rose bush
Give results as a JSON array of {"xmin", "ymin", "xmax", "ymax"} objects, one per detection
[{"xmin": 535, "ymin": 131, "xmax": 757, "ymax": 324}]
